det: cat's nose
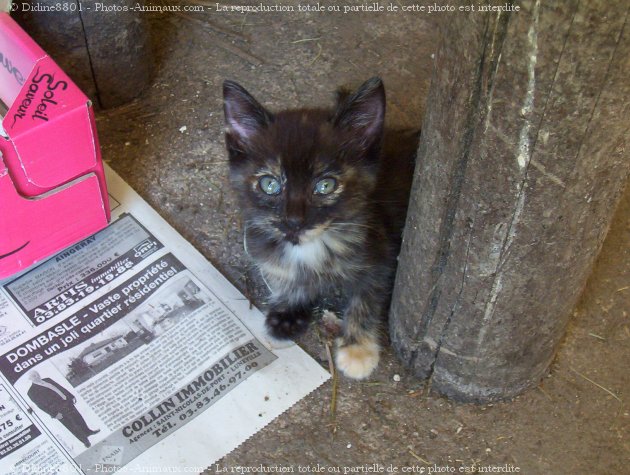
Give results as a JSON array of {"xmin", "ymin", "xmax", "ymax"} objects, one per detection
[
  {"xmin": 285, "ymin": 217, "xmax": 303, "ymax": 232},
  {"xmin": 281, "ymin": 218, "xmax": 303, "ymax": 244}
]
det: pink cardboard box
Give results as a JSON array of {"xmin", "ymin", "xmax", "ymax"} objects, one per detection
[{"xmin": 0, "ymin": 12, "xmax": 110, "ymax": 279}]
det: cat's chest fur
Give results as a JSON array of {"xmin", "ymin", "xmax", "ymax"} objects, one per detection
[{"xmin": 249, "ymin": 226, "xmax": 365, "ymax": 288}]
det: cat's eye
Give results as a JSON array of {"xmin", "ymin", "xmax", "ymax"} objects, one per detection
[
  {"xmin": 258, "ymin": 175, "xmax": 281, "ymax": 195},
  {"xmin": 314, "ymin": 178, "xmax": 337, "ymax": 195}
]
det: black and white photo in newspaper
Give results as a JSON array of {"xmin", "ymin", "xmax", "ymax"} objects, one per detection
[{"xmin": 0, "ymin": 165, "xmax": 329, "ymax": 474}]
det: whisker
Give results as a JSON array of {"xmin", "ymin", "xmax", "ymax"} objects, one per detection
[
  {"xmin": 330, "ymin": 222, "xmax": 378, "ymax": 234},
  {"xmin": 331, "ymin": 222, "xmax": 374, "ymax": 229}
]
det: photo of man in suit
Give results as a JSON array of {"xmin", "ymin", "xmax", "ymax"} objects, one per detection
[{"xmin": 27, "ymin": 371, "xmax": 100, "ymax": 448}]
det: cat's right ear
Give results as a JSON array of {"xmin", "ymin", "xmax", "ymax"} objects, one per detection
[
  {"xmin": 223, "ymin": 81, "xmax": 272, "ymax": 156},
  {"xmin": 332, "ymin": 77, "xmax": 385, "ymax": 151}
]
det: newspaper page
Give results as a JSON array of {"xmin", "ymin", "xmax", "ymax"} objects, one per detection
[{"xmin": 0, "ymin": 164, "xmax": 330, "ymax": 474}]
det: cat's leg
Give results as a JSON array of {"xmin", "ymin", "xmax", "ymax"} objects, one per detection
[
  {"xmin": 335, "ymin": 288, "xmax": 385, "ymax": 379},
  {"xmin": 265, "ymin": 301, "xmax": 314, "ymax": 340}
]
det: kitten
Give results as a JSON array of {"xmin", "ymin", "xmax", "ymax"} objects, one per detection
[{"xmin": 222, "ymin": 77, "xmax": 417, "ymax": 379}]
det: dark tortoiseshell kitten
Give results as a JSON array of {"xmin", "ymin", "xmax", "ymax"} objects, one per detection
[{"xmin": 223, "ymin": 78, "xmax": 417, "ymax": 379}]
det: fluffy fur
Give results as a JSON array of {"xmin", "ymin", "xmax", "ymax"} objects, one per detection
[{"xmin": 223, "ymin": 77, "xmax": 417, "ymax": 379}]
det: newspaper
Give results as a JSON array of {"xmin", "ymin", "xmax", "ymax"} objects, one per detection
[{"xmin": 0, "ymin": 165, "xmax": 330, "ymax": 474}]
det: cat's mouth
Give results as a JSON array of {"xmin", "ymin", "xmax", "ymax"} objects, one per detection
[
  {"xmin": 282, "ymin": 222, "xmax": 329, "ymax": 246},
  {"xmin": 284, "ymin": 232, "xmax": 300, "ymax": 246}
]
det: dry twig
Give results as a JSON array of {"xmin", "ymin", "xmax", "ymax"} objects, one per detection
[
  {"xmin": 569, "ymin": 367, "xmax": 622, "ymax": 403},
  {"xmin": 172, "ymin": 12, "xmax": 264, "ymax": 66},
  {"xmin": 309, "ymin": 43, "xmax": 323, "ymax": 65},
  {"xmin": 291, "ymin": 37, "xmax": 322, "ymax": 44},
  {"xmin": 172, "ymin": 9, "xmax": 249, "ymax": 41},
  {"xmin": 409, "ymin": 450, "xmax": 430, "ymax": 464},
  {"xmin": 323, "ymin": 340, "xmax": 339, "ymax": 436},
  {"xmin": 536, "ymin": 385, "xmax": 553, "ymax": 401}
]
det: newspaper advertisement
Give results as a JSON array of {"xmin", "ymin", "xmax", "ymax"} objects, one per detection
[{"xmin": 0, "ymin": 165, "xmax": 330, "ymax": 474}]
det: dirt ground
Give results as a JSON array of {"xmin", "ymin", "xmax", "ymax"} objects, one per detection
[{"xmin": 94, "ymin": 6, "xmax": 629, "ymax": 475}]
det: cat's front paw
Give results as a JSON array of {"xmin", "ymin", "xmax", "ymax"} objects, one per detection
[
  {"xmin": 265, "ymin": 307, "xmax": 311, "ymax": 340},
  {"xmin": 335, "ymin": 339, "xmax": 380, "ymax": 379}
]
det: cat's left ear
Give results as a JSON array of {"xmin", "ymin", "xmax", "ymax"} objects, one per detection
[
  {"xmin": 223, "ymin": 80, "xmax": 272, "ymax": 145},
  {"xmin": 333, "ymin": 77, "xmax": 385, "ymax": 149}
]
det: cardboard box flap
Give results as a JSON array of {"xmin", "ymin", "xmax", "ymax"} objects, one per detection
[
  {"xmin": 0, "ymin": 12, "xmax": 44, "ymax": 107},
  {"xmin": 3, "ymin": 55, "xmax": 90, "ymax": 137},
  {"xmin": 0, "ymin": 157, "xmax": 107, "ymax": 278},
  {"xmin": 7, "ymin": 103, "xmax": 98, "ymax": 189}
]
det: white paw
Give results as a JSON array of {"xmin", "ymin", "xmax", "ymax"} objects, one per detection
[{"xmin": 335, "ymin": 340, "xmax": 380, "ymax": 379}]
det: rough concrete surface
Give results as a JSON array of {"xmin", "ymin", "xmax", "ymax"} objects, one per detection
[
  {"xmin": 94, "ymin": 6, "xmax": 629, "ymax": 475},
  {"xmin": 390, "ymin": 0, "xmax": 630, "ymax": 402}
]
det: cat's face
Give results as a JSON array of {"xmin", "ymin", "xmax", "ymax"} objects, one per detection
[{"xmin": 223, "ymin": 78, "xmax": 385, "ymax": 251}]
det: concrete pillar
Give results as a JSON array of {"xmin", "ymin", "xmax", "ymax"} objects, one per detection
[
  {"xmin": 389, "ymin": 0, "xmax": 630, "ymax": 402},
  {"xmin": 12, "ymin": 0, "xmax": 151, "ymax": 108}
]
